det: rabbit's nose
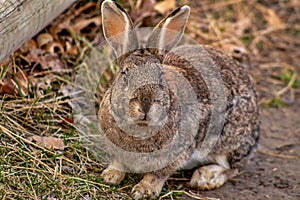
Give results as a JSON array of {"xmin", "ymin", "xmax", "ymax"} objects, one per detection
[{"xmin": 141, "ymin": 97, "xmax": 151, "ymax": 114}]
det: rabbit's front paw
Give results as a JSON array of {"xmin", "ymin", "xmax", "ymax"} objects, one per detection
[
  {"xmin": 189, "ymin": 164, "xmax": 228, "ymax": 190},
  {"xmin": 131, "ymin": 174, "xmax": 165, "ymax": 200},
  {"xmin": 132, "ymin": 183, "xmax": 158, "ymax": 200},
  {"xmin": 101, "ymin": 167, "xmax": 125, "ymax": 185}
]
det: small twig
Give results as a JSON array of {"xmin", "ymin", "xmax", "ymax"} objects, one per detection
[
  {"xmin": 117, "ymin": 184, "xmax": 133, "ymax": 191},
  {"xmin": 258, "ymin": 149, "xmax": 298, "ymax": 159},
  {"xmin": 168, "ymin": 177, "xmax": 190, "ymax": 181},
  {"xmin": 259, "ymin": 62, "xmax": 295, "ymax": 70},
  {"xmin": 198, "ymin": 0, "xmax": 245, "ymax": 11},
  {"xmin": 31, "ymin": 69, "xmax": 74, "ymax": 77},
  {"xmin": 159, "ymin": 190, "xmax": 220, "ymax": 200},
  {"xmin": 67, "ymin": 176, "xmax": 110, "ymax": 188},
  {"xmin": 275, "ymin": 71, "xmax": 298, "ymax": 96},
  {"xmin": 25, "ymin": 170, "xmax": 38, "ymax": 200},
  {"xmin": 1, "ymin": 165, "xmax": 51, "ymax": 174},
  {"xmin": 250, "ymin": 25, "xmax": 287, "ymax": 55}
]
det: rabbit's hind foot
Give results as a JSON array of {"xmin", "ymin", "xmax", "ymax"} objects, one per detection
[{"xmin": 189, "ymin": 164, "xmax": 228, "ymax": 190}]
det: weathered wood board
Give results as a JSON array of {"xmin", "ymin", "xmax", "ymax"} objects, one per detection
[{"xmin": 0, "ymin": 0, "xmax": 75, "ymax": 62}]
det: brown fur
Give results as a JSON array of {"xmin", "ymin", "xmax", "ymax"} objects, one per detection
[{"xmin": 99, "ymin": 1, "xmax": 259, "ymax": 199}]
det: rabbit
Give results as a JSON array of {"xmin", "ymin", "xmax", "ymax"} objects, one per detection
[{"xmin": 98, "ymin": 0, "xmax": 260, "ymax": 199}]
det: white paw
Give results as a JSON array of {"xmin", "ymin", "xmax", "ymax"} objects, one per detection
[
  {"xmin": 190, "ymin": 164, "xmax": 228, "ymax": 190},
  {"xmin": 101, "ymin": 167, "xmax": 125, "ymax": 185}
]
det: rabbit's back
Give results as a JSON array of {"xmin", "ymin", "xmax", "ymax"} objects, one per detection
[{"xmin": 162, "ymin": 46, "xmax": 259, "ymax": 168}]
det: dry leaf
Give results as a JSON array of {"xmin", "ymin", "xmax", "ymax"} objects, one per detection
[
  {"xmin": 138, "ymin": 0, "xmax": 156, "ymax": 14},
  {"xmin": 73, "ymin": 2, "xmax": 97, "ymax": 17},
  {"xmin": 0, "ymin": 78, "xmax": 17, "ymax": 95},
  {"xmin": 131, "ymin": 0, "xmax": 156, "ymax": 23},
  {"xmin": 0, "ymin": 70, "xmax": 29, "ymax": 96},
  {"xmin": 19, "ymin": 39, "xmax": 37, "ymax": 53},
  {"xmin": 37, "ymin": 33, "xmax": 54, "ymax": 48},
  {"xmin": 154, "ymin": 0, "xmax": 176, "ymax": 15},
  {"xmin": 44, "ymin": 53, "xmax": 65, "ymax": 71},
  {"xmin": 65, "ymin": 41, "xmax": 78, "ymax": 55},
  {"xmin": 46, "ymin": 42, "xmax": 65, "ymax": 54},
  {"xmin": 254, "ymin": 3, "xmax": 283, "ymax": 27},
  {"xmin": 27, "ymin": 136, "xmax": 65, "ymax": 150},
  {"xmin": 26, "ymin": 49, "xmax": 65, "ymax": 71},
  {"xmin": 71, "ymin": 17, "xmax": 101, "ymax": 33}
]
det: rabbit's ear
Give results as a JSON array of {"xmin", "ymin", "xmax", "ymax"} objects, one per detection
[
  {"xmin": 101, "ymin": 0, "xmax": 139, "ymax": 57},
  {"xmin": 147, "ymin": 5, "xmax": 190, "ymax": 52}
]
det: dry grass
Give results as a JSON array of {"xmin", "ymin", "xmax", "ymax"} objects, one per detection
[{"xmin": 0, "ymin": 0, "xmax": 299, "ymax": 199}]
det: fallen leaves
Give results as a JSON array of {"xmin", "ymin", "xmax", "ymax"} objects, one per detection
[
  {"xmin": 27, "ymin": 135, "xmax": 65, "ymax": 150},
  {"xmin": 26, "ymin": 49, "xmax": 65, "ymax": 72},
  {"xmin": 0, "ymin": 1, "xmax": 102, "ymax": 97},
  {"xmin": 154, "ymin": 0, "xmax": 176, "ymax": 15},
  {"xmin": 36, "ymin": 33, "xmax": 66, "ymax": 54}
]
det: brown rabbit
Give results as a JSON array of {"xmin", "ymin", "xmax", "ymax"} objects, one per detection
[{"xmin": 98, "ymin": 0, "xmax": 259, "ymax": 199}]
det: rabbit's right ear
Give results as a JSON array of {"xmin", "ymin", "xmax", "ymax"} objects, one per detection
[{"xmin": 101, "ymin": 0, "xmax": 139, "ymax": 57}]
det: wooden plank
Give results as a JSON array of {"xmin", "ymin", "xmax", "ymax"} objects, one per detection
[{"xmin": 0, "ymin": 0, "xmax": 75, "ymax": 62}]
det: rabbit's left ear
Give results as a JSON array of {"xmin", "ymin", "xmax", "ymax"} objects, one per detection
[
  {"xmin": 101, "ymin": 0, "xmax": 139, "ymax": 57},
  {"xmin": 146, "ymin": 5, "xmax": 190, "ymax": 52}
]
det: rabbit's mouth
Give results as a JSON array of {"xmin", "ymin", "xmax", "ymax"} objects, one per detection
[
  {"xmin": 135, "ymin": 120, "xmax": 149, "ymax": 126},
  {"xmin": 135, "ymin": 114, "xmax": 151, "ymax": 126}
]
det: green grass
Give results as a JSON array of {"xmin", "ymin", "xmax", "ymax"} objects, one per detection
[
  {"xmin": 239, "ymin": 35, "xmax": 254, "ymax": 45},
  {"xmin": 264, "ymin": 97, "xmax": 287, "ymax": 107}
]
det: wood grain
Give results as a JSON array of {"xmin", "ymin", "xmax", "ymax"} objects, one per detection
[{"xmin": 0, "ymin": 0, "xmax": 74, "ymax": 62}]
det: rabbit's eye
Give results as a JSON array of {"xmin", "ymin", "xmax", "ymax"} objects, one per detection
[
  {"xmin": 159, "ymin": 71, "xmax": 163, "ymax": 82},
  {"xmin": 123, "ymin": 74, "xmax": 128, "ymax": 82},
  {"xmin": 121, "ymin": 71, "xmax": 128, "ymax": 82}
]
